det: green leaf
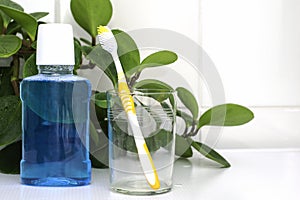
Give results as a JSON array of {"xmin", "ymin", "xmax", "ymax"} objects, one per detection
[
  {"xmin": 198, "ymin": 103, "xmax": 254, "ymax": 129},
  {"xmin": 23, "ymin": 54, "xmax": 38, "ymax": 78},
  {"xmin": 175, "ymin": 134, "xmax": 193, "ymax": 158},
  {"xmin": 6, "ymin": 11, "xmax": 45, "ymax": 35},
  {"xmin": 0, "ymin": 5, "xmax": 38, "ymax": 41},
  {"xmin": 90, "ymin": 152, "xmax": 108, "ymax": 168},
  {"xmin": 191, "ymin": 141, "xmax": 230, "ymax": 168},
  {"xmin": 30, "ymin": 12, "xmax": 49, "ymax": 20},
  {"xmin": 31, "ymin": 41, "xmax": 36, "ymax": 49},
  {"xmin": 92, "ymin": 92, "xmax": 107, "ymax": 108},
  {"xmin": 80, "ymin": 37, "xmax": 92, "ymax": 46},
  {"xmin": 0, "ymin": 95, "xmax": 22, "ymax": 147},
  {"xmin": 90, "ymin": 117, "xmax": 109, "ymax": 169},
  {"xmin": 0, "ymin": 67, "xmax": 14, "ymax": 97},
  {"xmin": 146, "ymin": 129, "xmax": 173, "ymax": 152},
  {"xmin": 0, "ymin": 0, "xmax": 23, "ymax": 28},
  {"xmin": 133, "ymin": 79, "xmax": 173, "ymax": 102},
  {"xmin": 81, "ymin": 45, "xmax": 93, "ymax": 56},
  {"xmin": 139, "ymin": 50, "xmax": 177, "ymax": 71},
  {"xmin": 116, "ymin": 129, "xmax": 173, "ymax": 153},
  {"xmin": 0, "ymin": 12, "xmax": 3, "ymax": 33},
  {"xmin": 0, "ymin": 35, "xmax": 21, "ymax": 58},
  {"xmin": 111, "ymin": 121, "xmax": 173, "ymax": 154},
  {"xmin": 6, "ymin": 20, "xmax": 20, "ymax": 34},
  {"xmin": 70, "ymin": 0, "xmax": 112, "ymax": 38},
  {"xmin": 112, "ymin": 29, "xmax": 140, "ymax": 77},
  {"xmin": 86, "ymin": 45, "xmax": 117, "ymax": 87},
  {"xmin": 94, "ymin": 103, "xmax": 108, "ymax": 134},
  {"xmin": 0, "ymin": 141, "xmax": 21, "ymax": 174},
  {"xmin": 134, "ymin": 79, "xmax": 173, "ymax": 90},
  {"xmin": 176, "ymin": 87, "xmax": 199, "ymax": 120},
  {"xmin": 89, "ymin": 121, "xmax": 99, "ymax": 146},
  {"xmin": 176, "ymin": 109, "xmax": 193, "ymax": 127},
  {"xmin": 74, "ymin": 39, "xmax": 82, "ymax": 71}
]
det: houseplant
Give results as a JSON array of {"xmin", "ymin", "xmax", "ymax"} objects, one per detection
[{"xmin": 0, "ymin": 0, "xmax": 254, "ymax": 174}]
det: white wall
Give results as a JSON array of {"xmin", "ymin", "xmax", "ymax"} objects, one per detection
[{"xmin": 202, "ymin": 0, "xmax": 300, "ymax": 107}]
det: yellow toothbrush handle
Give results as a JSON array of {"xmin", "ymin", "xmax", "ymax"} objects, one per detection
[
  {"xmin": 126, "ymin": 112, "xmax": 160, "ymax": 190},
  {"xmin": 118, "ymin": 82, "xmax": 160, "ymax": 189},
  {"xmin": 118, "ymin": 82, "xmax": 136, "ymax": 114}
]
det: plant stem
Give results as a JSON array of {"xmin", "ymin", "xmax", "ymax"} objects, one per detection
[
  {"xmin": 183, "ymin": 121, "xmax": 199, "ymax": 137},
  {"xmin": 18, "ymin": 49, "xmax": 36, "ymax": 56},
  {"xmin": 92, "ymin": 36, "xmax": 96, "ymax": 46},
  {"xmin": 193, "ymin": 127, "xmax": 201, "ymax": 136},
  {"xmin": 80, "ymin": 62, "xmax": 96, "ymax": 69},
  {"xmin": 11, "ymin": 55, "xmax": 20, "ymax": 96},
  {"xmin": 189, "ymin": 121, "xmax": 196, "ymax": 135},
  {"xmin": 1, "ymin": 27, "xmax": 7, "ymax": 35},
  {"xmin": 129, "ymin": 71, "xmax": 141, "ymax": 88},
  {"xmin": 22, "ymin": 39, "xmax": 32, "ymax": 48},
  {"xmin": 182, "ymin": 126, "xmax": 189, "ymax": 138}
]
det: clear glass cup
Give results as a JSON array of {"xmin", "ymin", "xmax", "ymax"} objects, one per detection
[{"xmin": 107, "ymin": 89, "xmax": 176, "ymax": 195}]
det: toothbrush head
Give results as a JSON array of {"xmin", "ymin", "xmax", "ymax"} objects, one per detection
[
  {"xmin": 97, "ymin": 25, "xmax": 110, "ymax": 34},
  {"xmin": 97, "ymin": 25, "xmax": 117, "ymax": 54}
]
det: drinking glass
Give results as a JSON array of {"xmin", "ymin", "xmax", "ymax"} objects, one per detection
[{"xmin": 107, "ymin": 89, "xmax": 176, "ymax": 195}]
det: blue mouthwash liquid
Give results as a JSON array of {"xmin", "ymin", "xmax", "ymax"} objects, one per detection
[{"xmin": 20, "ymin": 71, "xmax": 91, "ymax": 186}]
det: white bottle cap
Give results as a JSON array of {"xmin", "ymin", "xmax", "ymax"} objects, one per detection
[{"xmin": 36, "ymin": 23, "xmax": 75, "ymax": 65}]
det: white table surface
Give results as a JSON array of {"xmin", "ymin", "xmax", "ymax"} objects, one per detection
[{"xmin": 1, "ymin": 149, "xmax": 299, "ymax": 200}]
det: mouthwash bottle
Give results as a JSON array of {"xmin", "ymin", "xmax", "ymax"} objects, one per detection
[{"xmin": 20, "ymin": 24, "xmax": 91, "ymax": 186}]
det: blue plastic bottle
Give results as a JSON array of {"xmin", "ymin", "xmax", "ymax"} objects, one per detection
[{"xmin": 20, "ymin": 24, "xmax": 91, "ymax": 186}]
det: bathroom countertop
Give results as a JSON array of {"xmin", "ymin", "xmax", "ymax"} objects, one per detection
[{"xmin": 0, "ymin": 149, "xmax": 299, "ymax": 200}]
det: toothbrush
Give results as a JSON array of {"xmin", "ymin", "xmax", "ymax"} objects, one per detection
[{"xmin": 97, "ymin": 26, "xmax": 160, "ymax": 190}]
